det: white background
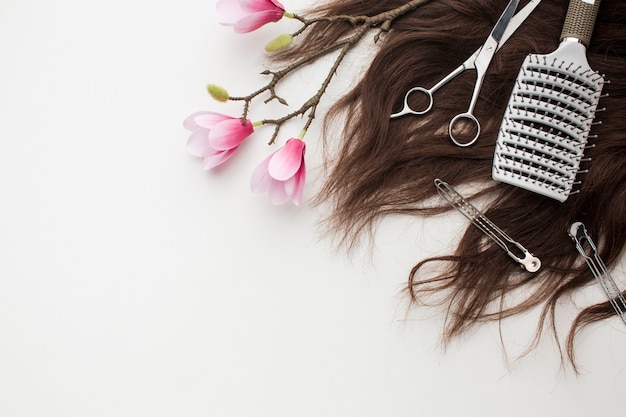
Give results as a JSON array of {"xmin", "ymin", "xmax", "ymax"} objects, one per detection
[{"xmin": 1, "ymin": 0, "xmax": 625, "ymax": 416}]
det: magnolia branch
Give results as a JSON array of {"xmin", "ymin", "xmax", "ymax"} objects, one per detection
[
  {"xmin": 292, "ymin": 0, "xmax": 432, "ymax": 35},
  {"xmin": 259, "ymin": 26, "xmax": 366, "ymax": 144},
  {"xmin": 228, "ymin": 0, "xmax": 432, "ymax": 144}
]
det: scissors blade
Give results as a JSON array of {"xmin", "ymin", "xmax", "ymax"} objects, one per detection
[
  {"xmin": 497, "ymin": 0, "xmax": 540, "ymax": 49},
  {"xmin": 461, "ymin": 0, "xmax": 539, "ymax": 65},
  {"xmin": 490, "ymin": 0, "xmax": 521, "ymax": 43}
]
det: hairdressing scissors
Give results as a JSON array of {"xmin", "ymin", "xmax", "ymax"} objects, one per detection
[{"xmin": 390, "ymin": 0, "xmax": 541, "ymax": 147}]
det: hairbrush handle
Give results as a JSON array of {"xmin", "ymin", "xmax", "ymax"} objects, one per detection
[{"xmin": 560, "ymin": 0, "xmax": 601, "ymax": 47}]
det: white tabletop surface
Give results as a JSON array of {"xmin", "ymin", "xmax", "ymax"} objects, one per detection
[{"xmin": 0, "ymin": 0, "xmax": 624, "ymax": 416}]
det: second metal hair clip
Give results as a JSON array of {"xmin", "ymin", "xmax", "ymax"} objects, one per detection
[{"xmin": 569, "ymin": 222, "xmax": 626, "ymax": 328}]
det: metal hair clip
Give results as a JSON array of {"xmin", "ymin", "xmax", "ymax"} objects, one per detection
[
  {"xmin": 569, "ymin": 222, "xmax": 626, "ymax": 327},
  {"xmin": 434, "ymin": 179, "xmax": 541, "ymax": 272}
]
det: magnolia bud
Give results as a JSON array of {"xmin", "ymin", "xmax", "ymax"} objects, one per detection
[
  {"xmin": 206, "ymin": 84, "xmax": 229, "ymax": 102},
  {"xmin": 264, "ymin": 34, "xmax": 293, "ymax": 53}
]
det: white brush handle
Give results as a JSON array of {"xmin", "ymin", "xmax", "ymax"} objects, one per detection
[{"xmin": 560, "ymin": 0, "xmax": 602, "ymax": 47}]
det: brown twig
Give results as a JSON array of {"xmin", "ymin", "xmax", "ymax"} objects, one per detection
[{"xmin": 227, "ymin": 0, "xmax": 432, "ymax": 144}]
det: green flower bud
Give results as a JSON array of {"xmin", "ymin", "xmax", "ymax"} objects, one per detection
[
  {"xmin": 207, "ymin": 84, "xmax": 229, "ymax": 102},
  {"xmin": 264, "ymin": 34, "xmax": 293, "ymax": 53}
]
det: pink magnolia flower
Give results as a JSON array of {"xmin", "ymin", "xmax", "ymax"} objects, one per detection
[
  {"xmin": 251, "ymin": 138, "xmax": 306, "ymax": 205},
  {"xmin": 217, "ymin": 0, "xmax": 287, "ymax": 33},
  {"xmin": 184, "ymin": 111, "xmax": 254, "ymax": 169}
]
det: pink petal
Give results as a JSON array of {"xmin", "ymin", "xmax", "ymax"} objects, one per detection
[
  {"xmin": 268, "ymin": 139, "xmax": 305, "ymax": 181},
  {"xmin": 233, "ymin": 10, "xmax": 284, "ymax": 33},
  {"xmin": 250, "ymin": 154, "xmax": 273, "ymax": 193},
  {"xmin": 285, "ymin": 161, "xmax": 306, "ymax": 206},
  {"xmin": 239, "ymin": 0, "xmax": 283, "ymax": 13},
  {"xmin": 203, "ymin": 149, "xmax": 236, "ymax": 170},
  {"xmin": 283, "ymin": 175, "xmax": 297, "ymax": 198},
  {"xmin": 184, "ymin": 111, "xmax": 233, "ymax": 131},
  {"xmin": 268, "ymin": 180, "xmax": 291, "ymax": 205},
  {"xmin": 208, "ymin": 118, "xmax": 253, "ymax": 150},
  {"xmin": 270, "ymin": 0, "xmax": 285, "ymax": 10},
  {"xmin": 216, "ymin": 0, "xmax": 245, "ymax": 23},
  {"xmin": 186, "ymin": 129, "xmax": 211, "ymax": 157}
]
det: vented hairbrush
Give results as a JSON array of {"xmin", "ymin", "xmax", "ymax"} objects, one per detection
[{"xmin": 492, "ymin": 0, "xmax": 605, "ymax": 202}]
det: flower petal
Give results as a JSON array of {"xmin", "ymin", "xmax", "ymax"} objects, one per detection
[
  {"xmin": 233, "ymin": 10, "xmax": 284, "ymax": 33},
  {"xmin": 250, "ymin": 154, "xmax": 273, "ymax": 193},
  {"xmin": 283, "ymin": 163, "xmax": 305, "ymax": 204},
  {"xmin": 208, "ymin": 118, "xmax": 253, "ymax": 150},
  {"xmin": 283, "ymin": 175, "xmax": 296, "ymax": 197},
  {"xmin": 268, "ymin": 180, "xmax": 290, "ymax": 205},
  {"xmin": 270, "ymin": 0, "xmax": 285, "ymax": 10},
  {"xmin": 184, "ymin": 111, "xmax": 232, "ymax": 131},
  {"xmin": 239, "ymin": 0, "xmax": 283, "ymax": 13},
  {"xmin": 291, "ymin": 164, "xmax": 306, "ymax": 206},
  {"xmin": 186, "ymin": 129, "xmax": 212, "ymax": 158},
  {"xmin": 203, "ymin": 149, "xmax": 236, "ymax": 170},
  {"xmin": 216, "ymin": 0, "xmax": 245, "ymax": 23},
  {"xmin": 268, "ymin": 139, "xmax": 305, "ymax": 181}
]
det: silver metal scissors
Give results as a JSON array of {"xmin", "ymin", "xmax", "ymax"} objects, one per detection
[{"xmin": 391, "ymin": 0, "xmax": 541, "ymax": 147}]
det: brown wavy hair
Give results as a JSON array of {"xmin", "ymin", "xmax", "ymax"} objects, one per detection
[{"xmin": 277, "ymin": 0, "xmax": 626, "ymax": 369}]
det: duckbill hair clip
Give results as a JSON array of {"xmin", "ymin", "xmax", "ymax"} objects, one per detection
[
  {"xmin": 434, "ymin": 179, "xmax": 541, "ymax": 272},
  {"xmin": 569, "ymin": 222, "xmax": 626, "ymax": 327}
]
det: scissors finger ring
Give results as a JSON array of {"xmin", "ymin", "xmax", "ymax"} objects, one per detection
[
  {"xmin": 449, "ymin": 113, "xmax": 481, "ymax": 147},
  {"xmin": 390, "ymin": 87, "xmax": 434, "ymax": 118}
]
